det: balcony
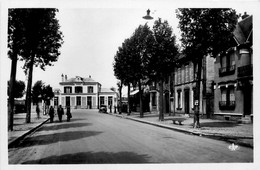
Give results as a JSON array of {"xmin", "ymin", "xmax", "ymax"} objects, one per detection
[
  {"xmin": 219, "ymin": 65, "xmax": 236, "ymax": 77},
  {"xmin": 237, "ymin": 64, "xmax": 252, "ymax": 78},
  {"xmin": 219, "ymin": 101, "xmax": 236, "ymax": 110}
]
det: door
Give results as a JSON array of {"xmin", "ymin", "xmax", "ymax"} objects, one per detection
[
  {"xmin": 244, "ymin": 85, "xmax": 252, "ymax": 116},
  {"xmin": 184, "ymin": 89, "xmax": 190, "ymax": 114},
  {"xmin": 87, "ymin": 96, "xmax": 92, "ymax": 109},
  {"xmin": 66, "ymin": 96, "xmax": 70, "ymax": 106}
]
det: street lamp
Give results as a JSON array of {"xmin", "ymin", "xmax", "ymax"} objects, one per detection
[{"xmin": 143, "ymin": 9, "xmax": 153, "ymax": 20}]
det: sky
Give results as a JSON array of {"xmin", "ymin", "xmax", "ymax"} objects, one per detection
[
  {"xmin": 13, "ymin": 7, "xmax": 180, "ymax": 91},
  {"xmin": 2, "ymin": 0, "xmax": 259, "ymax": 94}
]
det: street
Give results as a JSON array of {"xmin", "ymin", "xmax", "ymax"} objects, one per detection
[{"xmin": 8, "ymin": 109, "xmax": 253, "ymax": 164}]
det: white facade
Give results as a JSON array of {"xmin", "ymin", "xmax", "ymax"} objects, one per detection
[{"xmin": 57, "ymin": 75, "xmax": 117, "ymax": 110}]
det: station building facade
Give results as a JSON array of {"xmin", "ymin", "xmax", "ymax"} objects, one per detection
[{"xmin": 57, "ymin": 75, "xmax": 117, "ymax": 110}]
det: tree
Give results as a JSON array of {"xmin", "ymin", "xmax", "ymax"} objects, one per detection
[
  {"xmin": 8, "ymin": 80, "xmax": 25, "ymax": 99},
  {"xmin": 42, "ymin": 85, "xmax": 55, "ymax": 114},
  {"xmin": 146, "ymin": 18, "xmax": 179, "ymax": 121},
  {"xmin": 128, "ymin": 24, "xmax": 154, "ymax": 117},
  {"xmin": 8, "ymin": 9, "xmax": 27, "ymax": 131},
  {"xmin": 32, "ymin": 80, "xmax": 44, "ymax": 105},
  {"xmin": 8, "ymin": 9, "xmax": 64, "ymax": 123},
  {"xmin": 176, "ymin": 8, "xmax": 238, "ymax": 128},
  {"xmin": 113, "ymin": 40, "xmax": 132, "ymax": 114}
]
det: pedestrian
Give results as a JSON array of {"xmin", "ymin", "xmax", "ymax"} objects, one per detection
[
  {"xmin": 66, "ymin": 106, "xmax": 72, "ymax": 122},
  {"xmin": 36, "ymin": 104, "xmax": 40, "ymax": 119},
  {"xmin": 49, "ymin": 106, "xmax": 55, "ymax": 123},
  {"xmin": 57, "ymin": 105, "xmax": 64, "ymax": 122}
]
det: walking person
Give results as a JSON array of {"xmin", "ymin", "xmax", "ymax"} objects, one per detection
[
  {"xmin": 66, "ymin": 106, "xmax": 72, "ymax": 122},
  {"xmin": 36, "ymin": 104, "xmax": 40, "ymax": 119},
  {"xmin": 57, "ymin": 105, "xmax": 64, "ymax": 122},
  {"xmin": 49, "ymin": 106, "xmax": 55, "ymax": 123}
]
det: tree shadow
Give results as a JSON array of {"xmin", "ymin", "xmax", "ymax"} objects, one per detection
[
  {"xmin": 21, "ymin": 151, "xmax": 152, "ymax": 164},
  {"xmin": 10, "ymin": 130, "xmax": 103, "ymax": 149},
  {"xmin": 38, "ymin": 122, "xmax": 93, "ymax": 131},
  {"xmin": 189, "ymin": 121, "xmax": 240, "ymax": 128}
]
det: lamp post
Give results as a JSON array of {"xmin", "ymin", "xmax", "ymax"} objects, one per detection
[{"xmin": 143, "ymin": 9, "xmax": 153, "ymax": 20}]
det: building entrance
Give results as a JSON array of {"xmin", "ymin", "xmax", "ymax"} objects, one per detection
[{"xmin": 184, "ymin": 89, "xmax": 190, "ymax": 114}]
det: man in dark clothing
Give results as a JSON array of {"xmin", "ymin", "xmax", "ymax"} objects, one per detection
[
  {"xmin": 57, "ymin": 105, "xmax": 64, "ymax": 122},
  {"xmin": 49, "ymin": 106, "xmax": 55, "ymax": 123}
]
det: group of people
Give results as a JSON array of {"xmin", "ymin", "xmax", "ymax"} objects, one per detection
[{"xmin": 48, "ymin": 105, "xmax": 72, "ymax": 123}]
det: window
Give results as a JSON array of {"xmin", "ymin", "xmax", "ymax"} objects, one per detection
[
  {"xmin": 219, "ymin": 85, "xmax": 235, "ymax": 110},
  {"xmin": 76, "ymin": 96, "xmax": 81, "ymax": 106},
  {"xmin": 88, "ymin": 86, "xmax": 94, "ymax": 93},
  {"xmin": 108, "ymin": 96, "xmax": 113, "ymax": 106},
  {"xmin": 152, "ymin": 93, "xmax": 157, "ymax": 106},
  {"xmin": 75, "ymin": 86, "xmax": 83, "ymax": 93},
  {"xmin": 219, "ymin": 53, "xmax": 236, "ymax": 76},
  {"xmin": 64, "ymin": 86, "xmax": 72, "ymax": 94},
  {"xmin": 176, "ymin": 90, "xmax": 182, "ymax": 110}
]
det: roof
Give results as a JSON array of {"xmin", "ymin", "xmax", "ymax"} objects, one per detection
[
  {"xmin": 66, "ymin": 76, "xmax": 96, "ymax": 83},
  {"xmin": 233, "ymin": 15, "xmax": 252, "ymax": 45},
  {"xmin": 100, "ymin": 88, "xmax": 115, "ymax": 93},
  {"xmin": 59, "ymin": 76, "xmax": 100, "ymax": 85}
]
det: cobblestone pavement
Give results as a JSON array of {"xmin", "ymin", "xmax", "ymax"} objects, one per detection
[{"xmin": 109, "ymin": 111, "xmax": 253, "ymax": 148}]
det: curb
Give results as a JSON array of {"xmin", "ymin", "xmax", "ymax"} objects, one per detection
[
  {"xmin": 8, "ymin": 118, "xmax": 50, "ymax": 148},
  {"xmin": 109, "ymin": 113, "xmax": 253, "ymax": 149}
]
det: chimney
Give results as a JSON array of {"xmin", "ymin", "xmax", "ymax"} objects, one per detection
[
  {"xmin": 89, "ymin": 75, "xmax": 91, "ymax": 78},
  {"xmin": 61, "ymin": 74, "xmax": 64, "ymax": 82},
  {"xmin": 242, "ymin": 12, "xmax": 249, "ymax": 19},
  {"xmin": 65, "ymin": 75, "xmax": 67, "ymax": 81}
]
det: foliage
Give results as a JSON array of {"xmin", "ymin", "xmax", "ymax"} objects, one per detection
[
  {"xmin": 176, "ymin": 8, "xmax": 238, "ymax": 59},
  {"xmin": 7, "ymin": 80, "xmax": 25, "ymax": 99},
  {"xmin": 32, "ymin": 80, "xmax": 44, "ymax": 104},
  {"xmin": 8, "ymin": 9, "xmax": 64, "ymax": 72},
  {"xmin": 32, "ymin": 81, "xmax": 54, "ymax": 105},
  {"xmin": 147, "ymin": 18, "xmax": 179, "ymax": 80},
  {"xmin": 176, "ymin": 8, "xmax": 238, "ymax": 127}
]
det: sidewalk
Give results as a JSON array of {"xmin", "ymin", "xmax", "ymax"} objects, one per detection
[
  {"xmin": 109, "ymin": 112, "xmax": 253, "ymax": 148},
  {"xmin": 8, "ymin": 112, "xmax": 49, "ymax": 148}
]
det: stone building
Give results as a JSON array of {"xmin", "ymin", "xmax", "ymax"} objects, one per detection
[
  {"xmin": 174, "ymin": 55, "xmax": 215, "ymax": 117},
  {"xmin": 57, "ymin": 75, "xmax": 117, "ymax": 110},
  {"xmin": 214, "ymin": 14, "xmax": 253, "ymax": 122}
]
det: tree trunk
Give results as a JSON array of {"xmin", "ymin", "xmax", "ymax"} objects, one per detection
[
  {"xmin": 193, "ymin": 59, "xmax": 202, "ymax": 128},
  {"xmin": 138, "ymin": 80, "xmax": 143, "ymax": 118},
  {"xmin": 8, "ymin": 53, "xmax": 18, "ymax": 131},
  {"xmin": 118, "ymin": 82, "xmax": 122, "ymax": 114},
  {"xmin": 127, "ymin": 83, "xmax": 131, "ymax": 115},
  {"xmin": 159, "ymin": 79, "xmax": 164, "ymax": 121},
  {"xmin": 26, "ymin": 56, "xmax": 35, "ymax": 123}
]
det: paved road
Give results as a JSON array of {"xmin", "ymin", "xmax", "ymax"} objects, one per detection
[{"xmin": 8, "ymin": 109, "xmax": 253, "ymax": 164}]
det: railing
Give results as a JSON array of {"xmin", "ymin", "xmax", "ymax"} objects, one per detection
[
  {"xmin": 219, "ymin": 101, "xmax": 236, "ymax": 110},
  {"xmin": 237, "ymin": 64, "xmax": 253, "ymax": 77},
  {"xmin": 219, "ymin": 65, "xmax": 236, "ymax": 77}
]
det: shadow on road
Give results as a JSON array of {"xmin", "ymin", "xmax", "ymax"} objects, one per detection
[
  {"xmin": 21, "ymin": 151, "xmax": 151, "ymax": 164},
  {"xmin": 38, "ymin": 122, "xmax": 93, "ymax": 131},
  {"xmin": 10, "ymin": 130, "xmax": 103, "ymax": 149}
]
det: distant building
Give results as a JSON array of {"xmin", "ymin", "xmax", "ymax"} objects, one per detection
[
  {"xmin": 214, "ymin": 14, "xmax": 253, "ymax": 122},
  {"xmin": 57, "ymin": 75, "xmax": 117, "ymax": 110}
]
